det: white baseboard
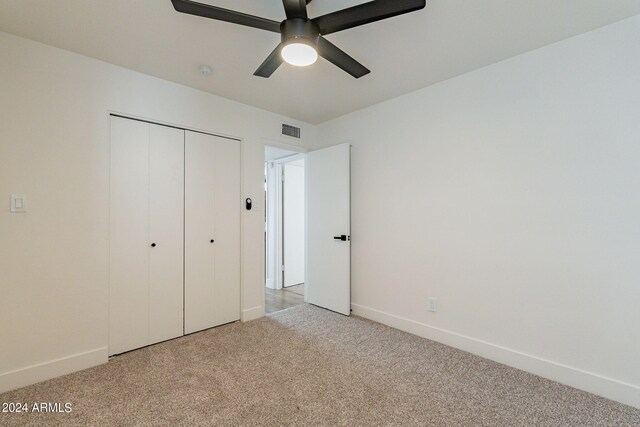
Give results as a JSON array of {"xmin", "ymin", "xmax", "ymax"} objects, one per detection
[
  {"xmin": 241, "ymin": 305, "xmax": 264, "ymax": 322},
  {"xmin": 351, "ymin": 303, "xmax": 640, "ymax": 409},
  {"xmin": 265, "ymin": 279, "xmax": 276, "ymax": 290},
  {"xmin": 0, "ymin": 347, "xmax": 108, "ymax": 394}
]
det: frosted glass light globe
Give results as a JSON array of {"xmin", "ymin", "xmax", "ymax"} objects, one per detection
[{"xmin": 281, "ymin": 43, "xmax": 318, "ymax": 66}]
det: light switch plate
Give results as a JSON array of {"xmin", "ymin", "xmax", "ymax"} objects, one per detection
[{"xmin": 10, "ymin": 194, "xmax": 27, "ymax": 213}]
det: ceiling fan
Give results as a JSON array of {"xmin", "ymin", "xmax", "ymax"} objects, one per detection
[{"xmin": 171, "ymin": 0, "xmax": 427, "ymax": 78}]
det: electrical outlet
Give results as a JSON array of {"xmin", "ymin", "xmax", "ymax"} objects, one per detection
[{"xmin": 428, "ymin": 298, "xmax": 437, "ymax": 313}]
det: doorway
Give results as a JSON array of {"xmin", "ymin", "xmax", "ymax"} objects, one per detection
[{"xmin": 265, "ymin": 146, "xmax": 306, "ymax": 314}]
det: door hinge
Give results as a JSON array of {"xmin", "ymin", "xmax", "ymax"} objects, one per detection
[{"xmin": 281, "ymin": 265, "xmax": 285, "ymax": 271}]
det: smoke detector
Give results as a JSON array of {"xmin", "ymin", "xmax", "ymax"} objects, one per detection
[{"xmin": 199, "ymin": 65, "xmax": 213, "ymax": 76}]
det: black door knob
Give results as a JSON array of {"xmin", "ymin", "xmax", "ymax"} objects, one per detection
[
  {"xmin": 150, "ymin": 243, "xmax": 156, "ymax": 247},
  {"xmin": 333, "ymin": 235, "xmax": 348, "ymax": 241},
  {"xmin": 210, "ymin": 239, "xmax": 215, "ymax": 243}
]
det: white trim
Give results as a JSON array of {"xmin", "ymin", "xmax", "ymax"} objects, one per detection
[
  {"xmin": 272, "ymin": 153, "xmax": 306, "ymax": 164},
  {"xmin": 351, "ymin": 303, "xmax": 640, "ymax": 409},
  {"xmin": 0, "ymin": 347, "xmax": 108, "ymax": 394},
  {"xmin": 261, "ymin": 137, "xmax": 309, "ymax": 154},
  {"xmin": 265, "ymin": 161, "xmax": 283, "ymax": 291},
  {"xmin": 275, "ymin": 162, "xmax": 284, "ymax": 291},
  {"xmin": 265, "ymin": 278, "xmax": 276, "ymax": 290},
  {"xmin": 241, "ymin": 305, "xmax": 264, "ymax": 322},
  {"xmin": 239, "ymin": 137, "xmax": 246, "ymax": 333},
  {"xmin": 108, "ymin": 110, "xmax": 242, "ymax": 142}
]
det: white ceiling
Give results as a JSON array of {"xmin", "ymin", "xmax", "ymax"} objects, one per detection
[{"xmin": 1, "ymin": 1, "xmax": 639, "ymax": 124}]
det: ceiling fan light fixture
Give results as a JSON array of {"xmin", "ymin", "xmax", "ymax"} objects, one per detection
[{"xmin": 281, "ymin": 42, "xmax": 318, "ymax": 67}]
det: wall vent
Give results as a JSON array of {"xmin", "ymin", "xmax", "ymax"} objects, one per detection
[{"xmin": 282, "ymin": 123, "xmax": 301, "ymax": 139}]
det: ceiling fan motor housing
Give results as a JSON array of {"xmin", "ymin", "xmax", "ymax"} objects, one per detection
[{"xmin": 281, "ymin": 18, "xmax": 320, "ymax": 48}]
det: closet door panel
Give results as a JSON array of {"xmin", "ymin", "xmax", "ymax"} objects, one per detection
[
  {"xmin": 148, "ymin": 125, "xmax": 185, "ymax": 344},
  {"xmin": 211, "ymin": 137, "xmax": 241, "ymax": 325},
  {"xmin": 109, "ymin": 117, "xmax": 150, "ymax": 356},
  {"xmin": 184, "ymin": 132, "xmax": 216, "ymax": 334}
]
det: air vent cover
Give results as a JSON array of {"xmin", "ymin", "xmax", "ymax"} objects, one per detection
[{"xmin": 282, "ymin": 124, "xmax": 301, "ymax": 139}]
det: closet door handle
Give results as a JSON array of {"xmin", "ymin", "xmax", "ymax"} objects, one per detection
[
  {"xmin": 150, "ymin": 243, "xmax": 157, "ymax": 248},
  {"xmin": 333, "ymin": 235, "xmax": 349, "ymax": 241}
]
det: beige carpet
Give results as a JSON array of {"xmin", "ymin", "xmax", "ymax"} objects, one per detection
[{"xmin": 1, "ymin": 304, "xmax": 638, "ymax": 426}]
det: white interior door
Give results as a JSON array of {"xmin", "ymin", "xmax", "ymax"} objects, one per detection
[
  {"xmin": 209, "ymin": 135, "xmax": 241, "ymax": 326},
  {"xmin": 184, "ymin": 132, "xmax": 215, "ymax": 334},
  {"xmin": 109, "ymin": 117, "xmax": 150, "ymax": 355},
  {"xmin": 306, "ymin": 143, "xmax": 351, "ymax": 315},
  {"xmin": 109, "ymin": 117, "xmax": 184, "ymax": 355},
  {"xmin": 283, "ymin": 159, "xmax": 305, "ymax": 287},
  {"xmin": 148, "ymin": 124, "xmax": 184, "ymax": 345},
  {"xmin": 184, "ymin": 131, "xmax": 240, "ymax": 334}
]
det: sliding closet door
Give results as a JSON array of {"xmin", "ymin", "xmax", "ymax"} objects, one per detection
[
  {"xmin": 110, "ymin": 117, "xmax": 150, "ymax": 355},
  {"xmin": 148, "ymin": 125, "xmax": 184, "ymax": 344},
  {"xmin": 109, "ymin": 116, "xmax": 184, "ymax": 356},
  {"xmin": 184, "ymin": 131, "xmax": 240, "ymax": 334}
]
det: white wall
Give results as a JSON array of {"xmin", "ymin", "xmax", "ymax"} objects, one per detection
[
  {"xmin": 316, "ymin": 15, "xmax": 640, "ymax": 408},
  {"xmin": 0, "ymin": 31, "xmax": 313, "ymax": 393},
  {"xmin": 265, "ymin": 161, "xmax": 282, "ymax": 290}
]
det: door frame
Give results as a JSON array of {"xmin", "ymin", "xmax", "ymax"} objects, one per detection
[{"xmin": 264, "ymin": 143, "xmax": 306, "ymax": 298}]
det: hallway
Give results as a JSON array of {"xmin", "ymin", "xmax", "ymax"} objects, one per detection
[{"xmin": 265, "ymin": 284, "xmax": 304, "ymax": 314}]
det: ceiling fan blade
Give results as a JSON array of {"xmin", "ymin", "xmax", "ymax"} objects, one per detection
[
  {"xmin": 254, "ymin": 44, "xmax": 284, "ymax": 78},
  {"xmin": 282, "ymin": 0, "xmax": 308, "ymax": 19},
  {"xmin": 313, "ymin": 0, "xmax": 426, "ymax": 35},
  {"xmin": 171, "ymin": 0, "xmax": 281, "ymax": 33},
  {"xmin": 316, "ymin": 37, "xmax": 370, "ymax": 78}
]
